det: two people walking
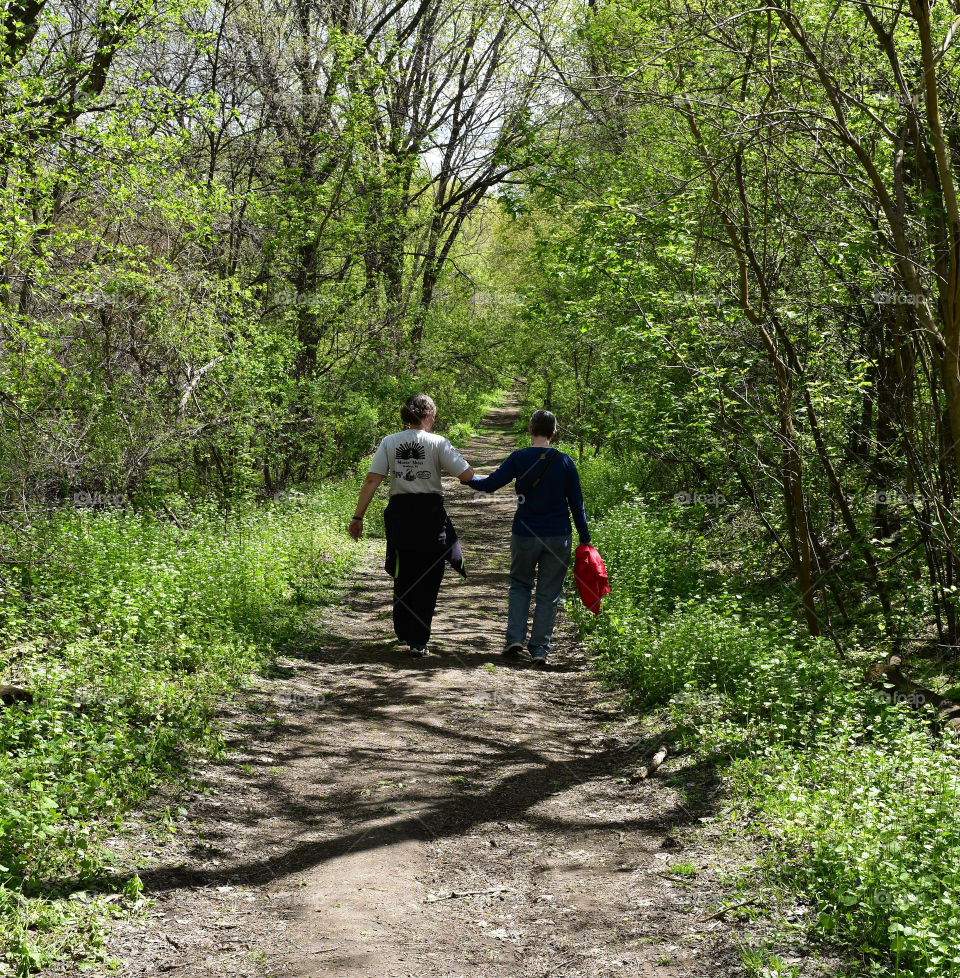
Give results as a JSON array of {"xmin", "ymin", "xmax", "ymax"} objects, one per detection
[{"xmin": 349, "ymin": 394, "xmax": 590, "ymax": 666}]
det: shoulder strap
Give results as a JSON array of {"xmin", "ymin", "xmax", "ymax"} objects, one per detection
[{"xmin": 528, "ymin": 449, "xmax": 560, "ymax": 491}]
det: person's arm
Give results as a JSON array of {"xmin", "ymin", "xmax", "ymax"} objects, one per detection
[
  {"xmin": 349, "ymin": 472, "xmax": 384, "ymax": 540},
  {"xmin": 438, "ymin": 439, "xmax": 475, "ymax": 483},
  {"xmin": 565, "ymin": 459, "xmax": 591, "ymax": 544},
  {"xmin": 352, "ymin": 440, "xmax": 389, "ymax": 540},
  {"xmin": 469, "ymin": 453, "xmax": 517, "ymax": 493}
]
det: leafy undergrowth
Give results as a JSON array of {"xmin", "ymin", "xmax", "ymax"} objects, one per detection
[
  {"xmin": 573, "ymin": 493, "xmax": 960, "ymax": 978},
  {"xmin": 444, "ymin": 385, "xmax": 512, "ymax": 447},
  {"xmin": 0, "ymin": 483, "xmax": 363, "ymax": 976}
]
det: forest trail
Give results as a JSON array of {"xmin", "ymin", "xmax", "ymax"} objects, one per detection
[{"xmin": 89, "ymin": 398, "xmax": 745, "ymax": 978}]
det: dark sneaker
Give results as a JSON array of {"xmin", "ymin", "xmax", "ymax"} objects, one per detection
[
  {"xmin": 408, "ymin": 645, "xmax": 430, "ymax": 658},
  {"xmin": 503, "ymin": 643, "xmax": 525, "ymax": 658},
  {"xmin": 529, "ymin": 656, "xmax": 548, "ymax": 670}
]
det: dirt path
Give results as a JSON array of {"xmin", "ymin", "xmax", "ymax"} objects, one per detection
[{"xmin": 88, "ymin": 398, "xmax": 745, "ymax": 978}]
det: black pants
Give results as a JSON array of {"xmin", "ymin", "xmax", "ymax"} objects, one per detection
[{"xmin": 393, "ymin": 548, "xmax": 446, "ymax": 648}]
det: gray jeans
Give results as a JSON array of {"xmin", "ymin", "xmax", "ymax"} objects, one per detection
[{"xmin": 506, "ymin": 533, "xmax": 572, "ymax": 659}]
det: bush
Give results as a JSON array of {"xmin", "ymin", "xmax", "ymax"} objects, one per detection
[
  {"xmin": 576, "ymin": 452, "xmax": 647, "ymax": 517},
  {"xmin": 590, "ymin": 595, "xmax": 780, "ymax": 709}
]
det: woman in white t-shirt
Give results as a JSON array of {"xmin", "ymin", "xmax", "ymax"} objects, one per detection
[{"xmin": 349, "ymin": 394, "xmax": 475, "ymax": 656}]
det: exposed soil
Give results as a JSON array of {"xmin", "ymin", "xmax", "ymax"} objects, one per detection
[{"xmin": 77, "ymin": 398, "xmax": 748, "ymax": 978}]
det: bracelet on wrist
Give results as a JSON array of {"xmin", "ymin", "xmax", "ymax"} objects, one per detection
[{"xmin": 351, "ymin": 515, "xmax": 363, "ymax": 521}]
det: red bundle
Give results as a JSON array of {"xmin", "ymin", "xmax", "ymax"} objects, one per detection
[{"xmin": 574, "ymin": 544, "xmax": 610, "ymax": 614}]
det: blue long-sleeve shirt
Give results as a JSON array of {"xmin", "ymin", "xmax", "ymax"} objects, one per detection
[{"xmin": 470, "ymin": 446, "xmax": 590, "ymax": 543}]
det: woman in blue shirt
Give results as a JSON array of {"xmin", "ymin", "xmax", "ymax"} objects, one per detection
[{"xmin": 470, "ymin": 410, "xmax": 590, "ymax": 668}]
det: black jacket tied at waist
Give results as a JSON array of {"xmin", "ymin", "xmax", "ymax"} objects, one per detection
[{"xmin": 383, "ymin": 493, "xmax": 466, "ymax": 579}]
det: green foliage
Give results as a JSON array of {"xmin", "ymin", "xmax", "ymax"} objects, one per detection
[
  {"xmin": 0, "ymin": 483, "xmax": 359, "ymax": 974},
  {"xmin": 506, "ymin": 0, "xmax": 960, "ymax": 639},
  {"xmin": 582, "ymin": 478, "xmax": 960, "ymax": 976},
  {"xmin": 0, "ymin": 0, "xmax": 528, "ymax": 508},
  {"xmin": 582, "ymin": 493, "xmax": 710, "ymax": 613},
  {"xmin": 575, "ymin": 453, "xmax": 648, "ymax": 516}
]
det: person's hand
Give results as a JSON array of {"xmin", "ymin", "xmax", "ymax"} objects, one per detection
[{"xmin": 348, "ymin": 516, "xmax": 363, "ymax": 541}]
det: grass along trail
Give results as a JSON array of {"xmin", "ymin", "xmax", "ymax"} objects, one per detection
[{"xmin": 78, "ymin": 398, "xmax": 747, "ymax": 978}]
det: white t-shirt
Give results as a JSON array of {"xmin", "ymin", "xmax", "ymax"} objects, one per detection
[{"xmin": 369, "ymin": 429, "xmax": 470, "ymax": 495}]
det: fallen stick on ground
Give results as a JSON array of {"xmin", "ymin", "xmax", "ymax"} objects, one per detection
[
  {"xmin": 702, "ymin": 897, "xmax": 759, "ymax": 921},
  {"xmin": 865, "ymin": 655, "xmax": 960, "ymax": 728},
  {"xmin": 631, "ymin": 746, "xmax": 668, "ymax": 780},
  {"xmin": 541, "ymin": 954, "xmax": 579, "ymax": 977},
  {"xmin": 0, "ymin": 684, "xmax": 33, "ymax": 708},
  {"xmin": 425, "ymin": 885, "xmax": 515, "ymax": 903}
]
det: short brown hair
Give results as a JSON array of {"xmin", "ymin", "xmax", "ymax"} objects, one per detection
[
  {"xmin": 530, "ymin": 409, "xmax": 557, "ymax": 438},
  {"xmin": 401, "ymin": 394, "xmax": 437, "ymax": 426}
]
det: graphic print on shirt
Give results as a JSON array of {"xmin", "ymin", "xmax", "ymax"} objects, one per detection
[
  {"xmin": 395, "ymin": 440, "xmax": 429, "ymax": 483},
  {"xmin": 396, "ymin": 442, "xmax": 426, "ymax": 461}
]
